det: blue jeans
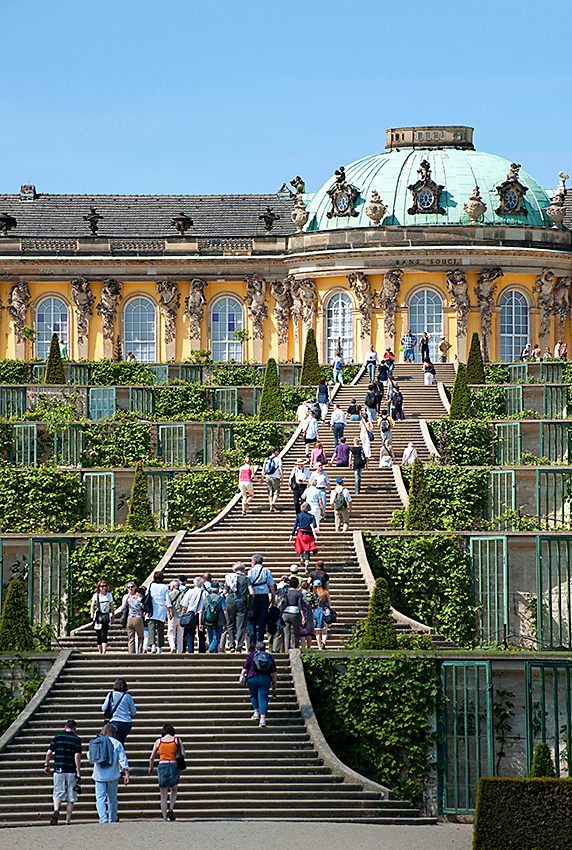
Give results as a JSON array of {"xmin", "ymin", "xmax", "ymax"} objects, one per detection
[
  {"xmin": 248, "ymin": 674, "xmax": 272, "ymax": 716},
  {"xmin": 250, "ymin": 594, "xmax": 269, "ymax": 644},
  {"xmin": 333, "ymin": 369, "xmax": 343, "ymax": 385},
  {"xmin": 207, "ymin": 624, "xmax": 223, "ymax": 652},
  {"xmin": 354, "ymin": 468, "xmax": 362, "ymax": 494},
  {"xmin": 332, "ymin": 422, "xmax": 345, "ymax": 446},
  {"xmin": 404, "ymin": 348, "xmax": 415, "ymax": 362},
  {"xmin": 111, "ymin": 721, "xmax": 131, "ymax": 744},
  {"xmin": 95, "ymin": 778, "xmax": 118, "ymax": 823},
  {"xmin": 367, "ymin": 362, "xmax": 376, "ymax": 382},
  {"xmin": 366, "ymin": 405, "xmax": 376, "ymax": 422}
]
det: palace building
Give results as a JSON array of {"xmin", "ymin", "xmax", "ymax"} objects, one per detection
[{"xmin": 0, "ymin": 125, "xmax": 570, "ymax": 365}]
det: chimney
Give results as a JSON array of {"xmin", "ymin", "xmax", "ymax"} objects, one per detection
[{"xmin": 20, "ymin": 185, "xmax": 36, "ymax": 202}]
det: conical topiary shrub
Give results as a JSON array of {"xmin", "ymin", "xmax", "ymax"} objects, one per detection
[
  {"xmin": 0, "ymin": 578, "xmax": 34, "ymax": 651},
  {"xmin": 258, "ymin": 357, "xmax": 285, "ymax": 421},
  {"xmin": 300, "ymin": 328, "xmax": 321, "ymax": 385},
  {"xmin": 404, "ymin": 457, "xmax": 433, "ymax": 531},
  {"xmin": 361, "ymin": 577, "xmax": 397, "ymax": 650},
  {"xmin": 466, "ymin": 332, "xmax": 485, "ymax": 385},
  {"xmin": 44, "ymin": 333, "xmax": 66, "ymax": 384},
  {"xmin": 449, "ymin": 363, "xmax": 472, "ymax": 420},
  {"xmin": 126, "ymin": 461, "xmax": 156, "ymax": 531},
  {"xmin": 528, "ymin": 743, "xmax": 556, "ymax": 778}
]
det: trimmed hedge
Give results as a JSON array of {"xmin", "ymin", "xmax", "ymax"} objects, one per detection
[
  {"xmin": 44, "ymin": 333, "xmax": 65, "ymax": 384},
  {"xmin": 258, "ymin": 357, "xmax": 285, "ymax": 420},
  {"xmin": 449, "ymin": 362, "xmax": 471, "ymax": 419},
  {"xmin": 466, "ymin": 331, "xmax": 485, "ymax": 385},
  {"xmin": 301, "ymin": 328, "xmax": 321, "ymax": 385},
  {"xmin": 0, "ymin": 579, "xmax": 34, "ymax": 651},
  {"xmin": 473, "ymin": 777, "xmax": 572, "ymax": 850},
  {"xmin": 361, "ymin": 577, "xmax": 397, "ymax": 650}
]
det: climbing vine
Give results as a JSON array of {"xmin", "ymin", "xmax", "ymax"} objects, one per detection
[
  {"xmin": 91, "ymin": 359, "xmax": 155, "ymax": 385},
  {"xmin": 302, "ymin": 653, "xmax": 439, "ymax": 804},
  {"xmin": 428, "ymin": 420, "xmax": 493, "ymax": 466},
  {"xmin": 0, "ymin": 464, "xmax": 84, "ymax": 533},
  {"xmin": 83, "ymin": 413, "xmax": 159, "ymax": 467},
  {"xmin": 0, "ymin": 658, "xmax": 44, "ymax": 736},
  {"xmin": 167, "ymin": 467, "xmax": 236, "ymax": 530},
  {"xmin": 392, "ymin": 464, "xmax": 488, "ymax": 531}
]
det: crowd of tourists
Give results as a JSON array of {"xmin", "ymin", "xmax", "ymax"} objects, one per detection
[{"xmin": 521, "ymin": 340, "xmax": 568, "ymax": 361}]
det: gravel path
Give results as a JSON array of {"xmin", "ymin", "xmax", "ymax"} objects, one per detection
[{"xmin": 0, "ymin": 820, "xmax": 473, "ymax": 850}]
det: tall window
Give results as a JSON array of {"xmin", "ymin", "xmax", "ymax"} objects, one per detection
[
  {"xmin": 124, "ymin": 297, "xmax": 157, "ymax": 362},
  {"xmin": 408, "ymin": 289, "xmax": 443, "ymax": 361},
  {"xmin": 211, "ymin": 296, "xmax": 243, "ymax": 361},
  {"xmin": 326, "ymin": 292, "xmax": 353, "ymax": 362},
  {"xmin": 36, "ymin": 296, "xmax": 69, "ymax": 359},
  {"xmin": 500, "ymin": 290, "xmax": 528, "ymax": 362}
]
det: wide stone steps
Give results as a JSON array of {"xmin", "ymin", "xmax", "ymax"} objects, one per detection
[{"xmin": 0, "ymin": 654, "xmax": 436, "ymax": 826}]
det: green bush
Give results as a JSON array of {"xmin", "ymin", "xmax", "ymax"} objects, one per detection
[
  {"xmin": 428, "ymin": 420, "xmax": 492, "ymax": 466},
  {"xmin": 92, "ymin": 359, "xmax": 155, "ymax": 385},
  {"xmin": 393, "ymin": 464, "xmax": 487, "ymax": 532},
  {"xmin": 485, "ymin": 364, "xmax": 510, "ymax": 384},
  {"xmin": 449, "ymin": 363, "xmax": 471, "ymax": 419},
  {"xmin": 69, "ymin": 534, "xmax": 168, "ymax": 625},
  {"xmin": 226, "ymin": 419, "xmax": 291, "ymax": 465},
  {"xmin": 83, "ymin": 414, "xmax": 155, "ymax": 467},
  {"xmin": 0, "ymin": 660, "xmax": 43, "ymax": 735},
  {"xmin": 23, "ymin": 393, "xmax": 80, "ymax": 434},
  {"xmin": 319, "ymin": 364, "xmax": 361, "ymax": 384},
  {"xmin": 44, "ymin": 334, "xmax": 66, "ymax": 384},
  {"xmin": 466, "ymin": 332, "xmax": 485, "ymax": 384},
  {"xmin": 167, "ymin": 467, "xmax": 236, "ymax": 530},
  {"xmin": 280, "ymin": 385, "xmax": 315, "ymax": 417},
  {"xmin": 361, "ymin": 578, "xmax": 397, "ymax": 650},
  {"xmin": 258, "ymin": 358, "xmax": 285, "ymax": 421},
  {"xmin": 0, "ymin": 464, "xmax": 84, "ymax": 533},
  {"xmin": 471, "ymin": 385, "xmax": 506, "ymax": 419},
  {"xmin": 126, "ymin": 461, "xmax": 156, "ymax": 531},
  {"xmin": 210, "ymin": 364, "xmax": 262, "ymax": 385},
  {"xmin": 153, "ymin": 384, "xmax": 211, "ymax": 420},
  {"xmin": 0, "ymin": 579, "xmax": 34, "ymax": 651},
  {"xmin": 529, "ymin": 743, "xmax": 556, "ymax": 778},
  {"xmin": 473, "ymin": 777, "xmax": 572, "ymax": 850},
  {"xmin": 302, "ymin": 654, "xmax": 439, "ymax": 803},
  {"xmin": 404, "ymin": 458, "xmax": 432, "ymax": 530},
  {"xmin": 0, "ymin": 359, "xmax": 30, "ymax": 384},
  {"xmin": 365, "ymin": 534, "xmax": 475, "ymax": 646},
  {"xmin": 301, "ymin": 329, "xmax": 321, "ymax": 385}
]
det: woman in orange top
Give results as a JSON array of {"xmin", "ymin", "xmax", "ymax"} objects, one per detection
[{"xmin": 149, "ymin": 724, "xmax": 186, "ymax": 821}]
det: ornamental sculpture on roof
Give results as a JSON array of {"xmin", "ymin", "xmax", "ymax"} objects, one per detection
[
  {"xmin": 259, "ymin": 207, "xmax": 280, "ymax": 232},
  {"xmin": 365, "ymin": 190, "xmax": 388, "ymax": 226},
  {"xmin": 495, "ymin": 163, "xmax": 528, "ymax": 216},
  {"xmin": 326, "ymin": 166, "xmax": 359, "ymax": 219},
  {"xmin": 545, "ymin": 172, "xmax": 568, "ymax": 229},
  {"xmin": 0, "ymin": 212, "xmax": 17, "ymax": 236},
  {"xmin": 291, "ymin": 195, "xmax": 309, "ymax": 232},
  {"xmin": 290, "ymin": 176, "xmax": 305, "ymax": 195},
  {"xmin": 171, "ymin": 212, "xmax": 194, "ymax": 235},
  {"xmin": 463, "ymin": 186, "xmax": 487, "ymax": 224},
  {"xmin": 407, "ymin": 160, "xmax": 445, "ymax": 215},
  {"xmin": 83, "ymin": 206, "xmax": 103, "ymax": 236}
]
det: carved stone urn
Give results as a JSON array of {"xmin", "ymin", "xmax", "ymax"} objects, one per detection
[
  {"xmin": 545, "ymin": 172, "xmax": 568, "ymax": 228},
  {"xmin": 463, "ymin": 186, "xmax": 487, "ymax": 223},
  {"xmin": 365, "ymin": 189, "xmax": 387, "ymax": 225},
  {"xmin": 291, "ymin": 196, "xmax": 309, "ymax": 232}
]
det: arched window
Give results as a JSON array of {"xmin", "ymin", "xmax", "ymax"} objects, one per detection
[
  {"xmin": 500, "ymin": 290, "xmax": 529, "ymax": 362},
  {"xmin": 36, "ymin": 296, "xmax": 69, "ymax": 359},
  {"xmin": 124, "ymin": 296, "xmax": 157, "ymax": 362},
  {"xmin": 408, "ymin": 289, "xmax": 443, "ymax": 361},
  {"xmin": 326, "ymin": 292, "xmax": 353, "ymax": 362},
  {"xmin": 211, "ymin": 296, "xmax": 243, "ymax": 362}
]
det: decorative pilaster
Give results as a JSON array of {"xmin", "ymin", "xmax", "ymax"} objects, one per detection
[
  {"xmin": 70, "ymin": 277, "xmax": 95, "ymax": 359},
  {"xmin": 378, "ymin": 268, "xmax": 403, "ymax": 352},
  {"xmin": 7, "ymin": 280, "xmax": 31, "ymax": 359},
  {"xmin": 347, "ymin": 271, "xmax": 375, "ymax": 360},
  {"xmin": 270, "ymin": 278, "xmax": 292, "ymax": 361},
  {"xmin": 445, "ymin": 269, "xmax": 471, "ymax": 362},
  {"xmin": 245, "ymin": 274, "xmax": 268, "ymax": 362},
  {"xmin": 534, "ymin": 269, "xmax": 556, "ymax": 352},
  {"xmin": 96, "ymin": 278, "xmax": 123, "ymax": 359},
  {"xmin": 474, "ymin": 268, "xmax": 503, "ymax": 362},
  {"xmin": 157, "ymin": 280, "xmax": 180, "ymax": 360},
  {"xmin": 185, "ymin": 278, "xmax": 206, "ymax": 342}
]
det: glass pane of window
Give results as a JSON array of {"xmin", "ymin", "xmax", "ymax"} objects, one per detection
[
  {"xmin": 36, "ymin": 296, "xmax": 69, "ymax": 359},
  {"xmin": 500, "ymin": 290, "xmax": 528, "ymax": 362},
  {"xmin": 408, "ymin": 290, "xmax": 443, "ymax": 361},
  {"xmin": 124, "ymin": 297, "xmax": 157, "ymax": 362},
  {"xmin": 211, "ymin": 296, "xmax": 243, "ymax": 362},
  {"xmin": 326, "ymin": 292, "xmax": 353, "ymax": 363}
]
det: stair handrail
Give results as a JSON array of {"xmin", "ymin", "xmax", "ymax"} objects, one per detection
[
  {"xmin": 392, "ymin": 464, "xmax": 409, "ymax": 506},
  {"xmin": 352, "ymin": 531, "xmax": 433, "ymax": 633},
  {"xmin": 437, "ymin": 381, "xmax": 450, "ymax": 413},
  {"xmin": 289, "ymin": 648, "xmax": 394, "ymax": 799},
  {"xmin": 0, "ymin": 649, "xmax": 73, "ymax": 756},
  {"xmin": 350, "ymin": 362, "xmax": 367, "ymax": 386},
  {"xmin": 419, "ymin": 418, "xmax": 440, "ymax": 460}
]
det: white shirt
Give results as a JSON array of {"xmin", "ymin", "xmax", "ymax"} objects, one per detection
[
  {"xmin": 247, "ymin": 565, "xmax": 275, "ymax": 595},
  {"xmin": 302, "ymin": 417, "xmax": 319, "ymax": 440},
  {"xmin": 330, "ymin": 486, "xmax": 352, "ymax": 507},
  {"xmin": 92, "ymin": 592, "xmax": 113, "ymax": 614},
  {"xmin": 330, "ymin": 408, "xmax": 347, "ymax": 425},
  {"xmin": 303, "ymin": 485, "xmax": 326, "ymax": 511},
  {"xmin": 365, "ymin": 349, "xmax": 379, "ymax": 364},
  {"xmin": 554, "ymin": 343, "xmax": 561, "ymax": 358},
  {"xmin": 402, "ymin": 445, "xmax": 418, "ymax": 466},
  {"xmin": 181, "ymin": 586, "xmax": 206, "ymax": 612},
  {"xmin": 290, "ymin": 466, "xmax": 311, "ymax": 486},
  {"xmin": 149, "ymin": 583, "xmax": 172, "ymax": 621},
  {"xmin": 311, "ymin": 471, "xmax": 330, "ymax": 489},
  {"xmin": 296, "ymin": 403, "xmax": 310, "ymax": 422}
]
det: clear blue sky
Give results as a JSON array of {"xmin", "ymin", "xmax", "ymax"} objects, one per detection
[{"xmin": 1, "ymin": 0, "xmax": 570, "ymax": 196}]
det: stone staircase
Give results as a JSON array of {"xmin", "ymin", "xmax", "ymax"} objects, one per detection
[{"xmin": 0, "ymin": 654, "xmax": 436, "ymax": 826}]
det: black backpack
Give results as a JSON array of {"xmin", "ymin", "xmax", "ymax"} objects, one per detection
[
  {"xmin": 141, "ymin": 587, "xmax": 154, "ymax": 615},
  {"xmin": 380, "ymin": 417, "xmax": 390, "ymax": 432},
  {"xmin": 253, "ymin": 650, "xmax": 273, "ymax": 673},
  {"xmin": 392, "ymin": 392, "xmax": 403, "ymax": 409},
  {"xmin": 365, "ymin": 391, "xmax": 376, "ymax": 408}
]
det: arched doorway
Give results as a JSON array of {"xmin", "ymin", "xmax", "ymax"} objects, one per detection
[
  {"xmin": 124, "ymin": 296, "xmax": 157, "ymax": 362},
  {"xmin": 408, "ymin": 289, "xmax": 443, "ymax": 361},
  {"xmin": 326, "ymin": 292, "xmax": 353, "ymax": 363},
  {"xmin": 211, "ymin": 296, "xmax": 243, "ymax": 361},
  {"xmin": 36, "ymin": 296, "xmax": 69, "ymax": 359},
  {"xmin": 500, "ymin": 290, "xmax": 529, "ymax": 362}
]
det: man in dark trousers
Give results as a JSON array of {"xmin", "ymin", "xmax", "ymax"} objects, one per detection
[
  {"xmin": 288, "ymin": 458, "xmax": 311, "ymax": 514},
  {"xmin": 44, "ymin": 719, "xmax": 82, "ymax": 825}
]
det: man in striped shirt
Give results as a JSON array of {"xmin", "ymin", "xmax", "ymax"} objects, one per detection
[{"xmin": 45, "ymin": 720, "xmax": 82, "ymax": 825}]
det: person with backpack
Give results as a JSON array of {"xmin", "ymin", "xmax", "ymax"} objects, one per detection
[
  {"xmin": 329, "ymin": 478, "xmax": 352, "ymax": 532},
  {"xmin": 280, "ymin": 576, "xmax": 305, "ymax": 650},
  {"xmin": 332, "ymin": 354, "xmax": 344, "ymax": 384},
  {"xmin": 239, "ymin": 641, "xmax": 277, "ymax": 728},
  {"xmin": 378, "ymin": 409, "xmax": 394, "ymax": 445},
  {"xmin": 44, "ymin": 719, "xmax": 82, "ymax": 826},
  {"xmin": 383, "ymin": 348, "xmax": 395, "ymax": 376},
  {"xmin": 379, "ymin": 437, "xmax": 396, "ymax": 468},
  {"xmin": 247, "ymin": 554, "xmax": 277, "ymax": 646},
  {"xmin": 224, "ymin": 562, "xmax": 250, "ymax": 653},
  {"xmin": 180, "ymin": 577, "xmax": 207, "ymax": 653},
  {"xmin": 315, "ymin": 379, "xmax": 330, "ymax": 421},
  {"xmin": 148, "ymin": 724, "xmax": 186, "ymax": 822},
  {"xmin": 100, "ymin": 678, "xmax": 137, "ymax": 745},
  {"xmin": 390, "ymin": 384, "xmax": 405, "ymax": 421},
  {"xmin": 290, "ymin": 502, "xmax": 319, "ymax": 568},
  {"xmin": 422, "ymin": 358, "xmax": 436, "ymax": 386},
  {"xmin": 261, "ymin": 447, "xmax": 283, "ymax": 513},
  {"xmin": 301, "ymin": 412, "xmax": 319, "ymax": 458},
  {"xmin": 311, "ymin": 579, "xmax": 331, "ymax": 650},
  {"xmin": 364, "ymin": 384, "xmax": 378, "ymax": 423},
  {"xmin": 347, "ymin": 398, "xmax": 361, "ymax": 421},
  {"xmin": 88, "ymin": 723, "xmax": 130, "ymax": 823},
  {"xmin": 364, "ymin": 344, "xmax": 379, "ymax": 383},
  {"xmin": 203, "ymin": 581, "xmax": 226, "ymax": 653},
  {"xmin": 349, "ymin": 437, "xmax": 366, "ymax": 494}
]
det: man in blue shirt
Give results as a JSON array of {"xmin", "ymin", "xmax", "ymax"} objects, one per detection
[
  {"xmin": 88, "ymin": 724, "xmax": 129, "ymax": 824},
  {"xmin": 247, "ymin": 554, "xmax": 276, "ymax": 647}
]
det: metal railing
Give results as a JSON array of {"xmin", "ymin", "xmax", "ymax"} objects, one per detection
[
  {"xmin": 540, "ymin": 422, "xmax": 571, "ymax": 463},
  {"xmin": 10, "ymin": 423, "xmax": 38, "ymax": 466},
  {"xmin": 158, "ymin": 425, "xmax": 187, "ymax": 466},
  {"xmin": 68, "ymin": 364, "xmax": 91, "ymax": 385},
  {"xmin": 83, "ymin": 471, "xmax": 115, "ymax": 528},
  {"xmin": 178, "ymin": 365, "xmax": 202, "ymax": 383},
  {"xmin": 525, "ymin": 661, "xmax": 572, "ymax": 776},
  {"xmin": 129, "ymin": 387, "xmax": 155, "ymax": 418},
  {"xmin": 88, "ymin": 387, "xmax": 117, "ymax": 421},
  {"xmin": 536, "ymin": 470, "xmax": 570, "ymax": 529},
  {"xmin": 493, "ymin": 422, "xmax": 521, "ymax": 465},
  {"xmin": 504, "ymin": 385, "xmax": 523, "ymax": 416},
  {"xmin": 203, "ymin": 423, "xmax": 234, "ymax": 465},
  {"xmin": 544, "ymin": 384, "xmax": 567, "ymax": 419},
  {"xmin": 486, "ymin": 469, "xmax": 516, "ymax": 527},
  {"xmin": 0, "ymin": 387, "xmax": 27, "ymax": 419},
  {"xmin": 213, "ymin": 387, "xmax": 238, "ymax": 416},
  {"xmin": 27, "ymin": 538, "xmax": 75, "ymax": 635},
  {"xmin": 150, "ymin": 364, "xmax": 169, "ymax": 384},
  {"xmin": 535, "ymin": 536, "xmax": 572, "ymax": 648},
  {"xmin": 53, "ymin": 425, "xmax": 84, "ymax": 466},
  {"xmin": 146, "ymin": 470, "xmax": 174, "ymax": 530},
  {"xmin": 469, "ymin": 536, "xmax": 509, "ymax": 644}
]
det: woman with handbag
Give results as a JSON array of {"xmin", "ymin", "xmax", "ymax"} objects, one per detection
[
  {"xmin": 90, "ymin": 579, "xmax": 115, "ymax": 654},
  {"xmin": 149, "ymin": 724, "xmax": 186, "ymax": 821},
  {"xmin": 101, "ymin": 678, "xmax": 137, "ymax": 744}
]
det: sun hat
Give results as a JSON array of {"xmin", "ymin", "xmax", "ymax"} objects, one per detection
[
  {"xmin": 296, "ymin": 457, "xmax": 306, "ymax": 464},
  {"xmin": 289, "ymin": 564, "xmax": 300, "ymax": 573}
]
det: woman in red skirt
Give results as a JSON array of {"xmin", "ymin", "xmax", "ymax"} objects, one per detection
[{"xmin": 289, "ymin": 503, "xmax": 318, "ymax": 568}]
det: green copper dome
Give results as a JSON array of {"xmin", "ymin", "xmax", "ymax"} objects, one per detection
[{"xmin": 304, "ymin": 133, "xmax": 552, "ymax": 231}]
